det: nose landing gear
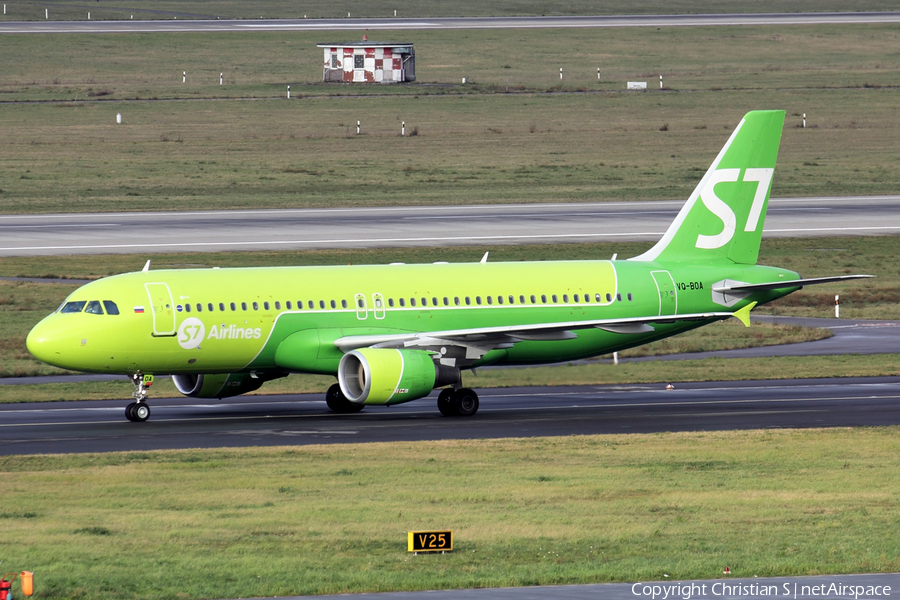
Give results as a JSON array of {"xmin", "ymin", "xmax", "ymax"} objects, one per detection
[{"xmin": 126, "ymin": 373, "xmax": 153, "ymax": 422}]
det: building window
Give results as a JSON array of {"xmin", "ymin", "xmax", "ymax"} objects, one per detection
[
  {"xmin": 354, "ymin": 55, "xmax": 364, "ymax": 69},
  {"xmin": 331, "ymin": 54, "xmax": 339, "ymax": 68}
]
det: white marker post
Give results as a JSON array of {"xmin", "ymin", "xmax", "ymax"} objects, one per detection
[
  {"xmin": 357, "ymin": 120, "xmax": 360, "ymax": 135},
  {"xmin": 3, "ymin": 5, "xmax": 6, "ymax": 15},
  {"xmin": 597, "ymin": 67, "xmax": 600, "ymax": 80},
  {"xmin": 660, "ymin": 74, "xmax": 663, "ymax": 89},
  {"xmin": 803, "ymin": 113, "xmax": 807, "ymax": 128},
  {"xmin": 835, "ymin": 295, "xmax": 840, "ymax": 318},
  {"xmin": 559, "ymin": 67, "xmax": 563, "ymax": 80},
  {"xmin": 402, "ymin": 121, "xmax": 405, "ymax": 136},
  {"xmin": 613, "ymin": 351, "xmax": 618, "ymax": 365},
  {"xmin": 219, "ymin": 73, "xmax": 223, "ymax": 85},
  {"xmin": 88, "ymin": 12, "xmax": 90, "ymax": 19},
  {"xmin": 45, "ymin": 8, "xmax": 48, "ymax": 18},
  {"xmin": 287, "ymin": 85, "xmax": 291, "ymax": 99},
  {"xmin": 116, "ymin": 113, "xmax": 122, "ymax": 124},
  {"xmin": 182, "ymin": 71, "xmax": 186, "ymax": 84}
]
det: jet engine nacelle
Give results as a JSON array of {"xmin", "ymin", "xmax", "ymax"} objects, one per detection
[
  {"xmin": 173, "ymin": 373, "xmax": 266, "ymax": 399},
  {"xmin": 338, "ymin": 348, "xmax": 459, "ymax": 405}
]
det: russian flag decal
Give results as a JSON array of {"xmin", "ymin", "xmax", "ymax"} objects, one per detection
[{"xmin": 134, "ymin": 306, "xmax": 145, "ymax": 313}]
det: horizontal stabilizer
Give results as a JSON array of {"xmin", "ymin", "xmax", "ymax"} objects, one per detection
[{"xmin": 712, "ymin": 274, "xmax": 873, "ymax": 294}]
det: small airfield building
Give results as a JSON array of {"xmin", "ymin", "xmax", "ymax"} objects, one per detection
[{"xmin": 317, "ymin": 40, "xmax": 415, "ymax": 83}]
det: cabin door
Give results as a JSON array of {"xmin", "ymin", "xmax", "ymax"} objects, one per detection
[
  {"xmin": 145, "ymin": 282, "xmax": 176, "ymax": 336},
  {"xmin": 651, "ymin": 271, "xmax": 677, "ymax": 316}
]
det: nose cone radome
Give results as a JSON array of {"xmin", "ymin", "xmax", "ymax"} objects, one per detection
[
  {"xmin": 27, "ymin": 316, "xmax": 65, "ymax": 367},
  {"xmin": 26, "ymin": 315, "xmax": 98, "ymax": 372}
]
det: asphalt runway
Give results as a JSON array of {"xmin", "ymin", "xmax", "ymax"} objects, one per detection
[
  {"xmin": 3, "ymin": 376, "xmax": 900, "ymax": 456},
  {"xmin": 1, "ymin": 196, "xmax": 898, "ymax": 256},
  {"xmin": 2, "ymin": 12, "xmax": 900, "ymax": 34}
]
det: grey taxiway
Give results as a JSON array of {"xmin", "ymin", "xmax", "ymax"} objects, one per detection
[{"xmin": 1, "ymin": 195, "xmax": 898, "ymax": 256}]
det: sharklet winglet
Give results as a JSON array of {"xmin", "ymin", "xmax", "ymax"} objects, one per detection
[{"xmin": 732, "ymin": 301, "xmax": 757, "ymax": 328}]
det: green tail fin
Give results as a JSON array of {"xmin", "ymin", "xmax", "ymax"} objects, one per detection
[{"xmin": 631, "ymin": 110, "xmax": 785, "ymax": 265}]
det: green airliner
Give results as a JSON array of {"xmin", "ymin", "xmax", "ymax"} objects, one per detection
[{"xmin": 26, "ymin": 110, "xmax": 870, "ymax": 422}]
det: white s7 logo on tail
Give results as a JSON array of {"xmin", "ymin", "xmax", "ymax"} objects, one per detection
[{"xmin": 696, "ymin": 168, "xmax": 774, "ymax": 250}]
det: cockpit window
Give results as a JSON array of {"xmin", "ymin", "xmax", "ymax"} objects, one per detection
[
  {"xmin": 84, "ymin": 300, "xmax": 104, "ymax": 315},
  {"xmin": 103, "ymin": 301, "xmax": 120, "ymax": 315},
  {"xmin": 61, "ymin": 301, "xmax": 87, "ymax": 313}
]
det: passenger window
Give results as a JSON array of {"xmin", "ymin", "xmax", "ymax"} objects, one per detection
[
  {"xmin": 103, "ymin": 301, "xmax": 119, "ymax": 315},
  {"xmin": 399, "ymin": 298, "xmax": 406, "ymax": 307},
  {"xmin": 605, "ymin": 293, "xmax": 611, "ymax": 302},
  {"xmin": 574, "ymin": 294, "xmax": 580, "ymax": 302},
  {"xmin": 487, "ymin": 296, "xmax": 493, "ymax": 305},
  {"xmin": 443, "ymin": 297, "xmax": 449, "ymax": 306},
  {"xmin": 627, "ymin": 293, "xmax": 633, "ymax": 301},
  {"xmin": 230, "ymin": 302, "xmax": 236, "ymax": 311},
  {"xmin": 616, "ymin": 294, "xmax": 622, "ymax": 302},
  {"xmin": 530, "ymin": 295, "xmax": 536, "ymax": 304},
  {"xmin": 411, "ymin": 298, "xmax": 416, "ymax": 307},
  {"xmin": 465, "ymin": 297, "xmax": 471, "ymax": 306},
  {"xmin": 519, "ymin": 295, "xmax": 525, "ymax": 304},
  {"xmin": 509, "ymin": 295, "xmax": 515, "ymax": 304},
  {"xmin": 286, "ymin": 301, "xmax": 292, "ymax": 309},
  {"xmin": 563, "ymin": 294, "xmax": 569, "ymax": 303},
  {"xmin": 342, "ymin": 299, "xmax": 348, "ymax": 309},
  {"xmin": 497, "ymin": 296, "xmax": 503, "ymax": 305},
  {"xmin": 319, "ymin": 300, "xmax": 325, "ymax": 309},
  {"xmin": 541, "ymin": 295, "xmax": 547, "ymax": 304},
  {"xmin": 196, "ymin": 303, "xmax": 203, "ymax": 312},
  {"xmin": 357, "ymin": 298, "xmax": 364, "ymax": 308},
  {"xmin": 389, "ymin": 298, "xmax": 395, "ymax": 307},
  {"xmin": 552, "ymin": 294, "xmax": 558, "ymax": 303},
  {"xmin": 263, "ymin": 301, "xmax": 270, "ymax": 310},
  {"xmin": 330, "ymin": 300, "xmax": 336, "ymax": 309},
  {"xmin": 275, "ymin": 301, "xmax": 281, "ymax": 310},
  {"xmin": 219, "ymin": 303, "xmax": 225, "ymax": 311},
  {"xmin": 185, "ymin": 304, "xmax": 192, "ymax": 313},
  {"xmin": 476, "ymin": 296, "xmax": 482, "ymax": 305},
  {"xmin": 241, "ymin": 302, "xmax": 247, "ymax": 311},
  {"xmin": 85, "ymin": 300, "xmax": 104, "ymax": 315},
  {"xmin": 308, "ymin": 301, "xmax": 314, "ymax": 309},
  {"xmin": 253, "ymin": 302, "xmax": 259, "ymax": 310},
  {"xmin": 432, "ymin": 297, "xmax": 438, "ymax": 307},
  {"xmin": 454, "ymin": 297, "xmax": 460, "ymax": 306}
]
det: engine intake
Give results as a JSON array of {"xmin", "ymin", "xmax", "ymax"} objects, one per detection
[{"xmin": 338, "ymin": 348, "xmax": 459, "ymax": 405}]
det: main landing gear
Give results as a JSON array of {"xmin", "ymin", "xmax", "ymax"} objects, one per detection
[
  {"xmin": 437, "ymin": 387, "xmax": 479, "ymax": 417},
  {"xmin": 325, "ymin": 383, "xmax": 365, "ymax": 414},
  {"xmin": 126, "ymin": 373, "xmax": 153, "ymax": 422}
]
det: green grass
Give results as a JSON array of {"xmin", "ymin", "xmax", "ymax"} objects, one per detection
[
  {"xmin": 2, "ymin": 429, "xmax": 900, "ymax": 599},
  {"xmin": 0, "ymin": 26, "xmax": 898, "ymax": 212},
  {"xmin": 1, "ymin": 0, "xmax": 897, "ymax": 21}
]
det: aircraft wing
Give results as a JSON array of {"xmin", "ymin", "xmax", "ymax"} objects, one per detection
[
  {"xmin": 712, "ymin": 274, "xmax": 873, "ymax": 294},
  {"xmin": 334, "ymin": 310, "xmax": 737, "ymax": 364}
]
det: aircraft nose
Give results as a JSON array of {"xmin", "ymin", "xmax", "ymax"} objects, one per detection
[{"xmin": 26, "ymin": 317, "xmax": 64, "ymax": 366}]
